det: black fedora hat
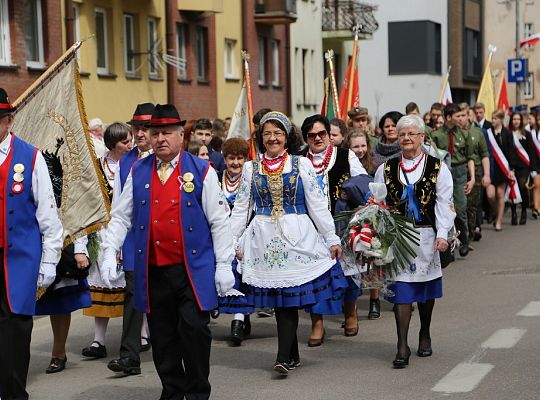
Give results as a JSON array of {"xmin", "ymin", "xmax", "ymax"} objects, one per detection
[
  {"xmin": 0, "ymin": 88, "xmax": 15, "ymax": 116},
  {"xmin": 147, "ymin": 104, "xmax": 186, "ymax": 127},
  {"xmin": 127, "ymin": 103, "xmax": 155, "ymax": 126}
]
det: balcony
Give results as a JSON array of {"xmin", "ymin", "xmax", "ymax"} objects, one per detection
[
  {"xmin": 322, "ymin": 0, "xmax": 379, "ymax": 40},
  {"xmin": 254, "ymin": 0, "xmax": 297, "ymax": 25},
  {"xmin": 177, "ymin": 0, "xmax": 224, "ymax": 14}
]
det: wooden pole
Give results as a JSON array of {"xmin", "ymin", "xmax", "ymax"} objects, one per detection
[
  {"xmin": 325, "ymin": 50, "xmax": 340, "ymax": 117},
  {"xmin": 438, "ymin": 65, "xmax": 452, "ymax": 103},
  {"xmin": 242, "ymin": 51, "xmax": 257, "ymax": 159}
]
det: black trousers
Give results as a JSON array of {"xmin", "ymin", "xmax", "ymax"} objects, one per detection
[
  {"xmin": 147, "ymin": 265, "xmax": 211, "ymax": 400},
  {"xmin": 0, "ymin": 253, "xmax": 33, "ymax": 400},
  {"xmin": 119, "ymin": 271, "xmax": 143, "ymax": 363}
]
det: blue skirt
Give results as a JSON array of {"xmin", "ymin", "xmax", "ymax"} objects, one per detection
[
  {"xmin": 305, "ymin": 276, "xmax": 360, "ymax": 315},
  {"xmin": 219, "ymin": 259, "xmax": 253, "ymax": 314},
  {"xmin": 385, "ymin": 277, "xmax": 443, "ymax": 304},
  {"xmin": 35, "ymin": 279, "xmax": 92, "ymax": 315},
  {"xmin": 219, "ymin": 261, "xmax": 349, "ymax": 312}
]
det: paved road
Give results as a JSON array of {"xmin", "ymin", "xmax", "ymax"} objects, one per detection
[{"xmin": 26, "ymin": 215, "xmax": 540, "ymax": 400}]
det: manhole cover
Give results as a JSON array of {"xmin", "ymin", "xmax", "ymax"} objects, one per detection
[{"xmin": 485, "ymin": 265, "xmax": 540, "ymax": 276}]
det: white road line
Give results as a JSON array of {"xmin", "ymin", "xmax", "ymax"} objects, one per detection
[
  {"xmin": 431, "ymin": 362, "xmax": 494, "ymax": 393},
  {"xmin": 480, "ymin": 328, "xmax": 526, "ymax": 349},
  {"xmin": 517, "ymin": 301, "xmax": 540, "ymax": 317}
]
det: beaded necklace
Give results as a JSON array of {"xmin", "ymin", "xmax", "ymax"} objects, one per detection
[
  {"xmin": 307, "ymin": 145, "xmax": 334, "ymax": 174},
  {"xmin": 399, "ymin": 153, "xmax": 424, "ymax": 174},
  {"xmin": 261, "ymin": 152, "xmax": 288, "ymax": 177},
  {"xmin": 223, "ymin": 171, "xmax": 241, "ymax": 193}
]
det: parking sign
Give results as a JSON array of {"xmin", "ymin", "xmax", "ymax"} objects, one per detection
[{"xmin": 508, "ymin": 58, "xmax": 528, "ymax": 83}]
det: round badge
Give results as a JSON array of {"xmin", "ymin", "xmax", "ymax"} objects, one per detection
[
  {"xmin": 183, "ymin": 182, "xmax": 195, "ymax": 193},
  {"xmin": 12, "ymin": 182, "xmax": 23, "ymax": 194},
  {"xmin": 183, "ymin": 172, "xmax": 194, "ymax": 182},
  {"xmin": 13, "ymin": 163, "xmax": 25, "ymax": 173},
  {"xmin": 13, "ymin": 173, "xmax": 24, "ymax": 182}
]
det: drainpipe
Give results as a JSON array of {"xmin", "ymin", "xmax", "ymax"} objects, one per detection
[
  {"xmin": 65, "ymin": 0, "xmax": 74, "ymax": 48},
  {"xmin": 166, "ymin": 0, "xmax": 176, "ymax": 104},
  {"xmin": 285, "ymin": 23, "xmax": 291, "ymax": 117}
]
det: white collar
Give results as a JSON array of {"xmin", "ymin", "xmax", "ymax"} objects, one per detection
[
  {"xmin": 308, "ymin": 145, "xmax": 331, "ymax": 161},
  {"xmin": 0, "ymin": 133, "xmax": 11, "ymax": 156},
  {"xmin": 401, "ymin": 151, "xmax": 424, "ymax": 163},
  {"xmin": 156, "ymin": 153, "xmax": 180, "ymax": 168}
]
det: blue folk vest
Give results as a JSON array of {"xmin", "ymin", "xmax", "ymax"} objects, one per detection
[
  {"xmin": 119, "ymin": 147, "xmax": 139, "ymax": 271},
  {"xmin": 3, "ymin": 135, "xmax": 42, "ymax": 315},
  {"xmin": 132, "ymin": 152, "xmax": 218, "ymax": 313}
]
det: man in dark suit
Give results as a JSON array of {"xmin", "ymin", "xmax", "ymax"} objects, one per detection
[{"xmin": 473, "ymin": 102, "xmax": 493, "ymax": 131}]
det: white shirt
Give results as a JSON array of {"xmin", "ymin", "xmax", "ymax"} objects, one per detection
[
  {"xmin": 102, "ymin": 154, "xmax": 234, "ymax": 270},
  {"xmin": 0, "ymin": 133, "xmax": 63, "ymax": 264}
]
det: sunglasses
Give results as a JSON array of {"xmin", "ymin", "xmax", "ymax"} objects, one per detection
[{"xmin": 307, "ymin": 130, "xmax": 328, "ymax": 140}]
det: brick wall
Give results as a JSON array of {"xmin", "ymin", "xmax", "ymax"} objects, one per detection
[{"xmin": 0, "ymin": 0, "xmax": 63, "ymax": 99}]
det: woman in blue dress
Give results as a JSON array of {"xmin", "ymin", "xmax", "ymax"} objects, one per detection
[{"xmin": 229, "ymin": 111, "xmax": 347, "ymax": 376}]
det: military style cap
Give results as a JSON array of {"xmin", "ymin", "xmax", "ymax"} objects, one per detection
[{"xmin": 347, "ymin": 107, "xmax": 368, "ymax": 119}]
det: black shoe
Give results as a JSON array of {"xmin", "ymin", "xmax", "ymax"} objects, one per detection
[
  {"xmin": 287, "ymin": 359, "xmax": 301, "ymax": 370},
  {"xmin": 82, "ymin": 341, "xmax": 107, "ymax": 358},
  {"xmin": 210, "ymin": 308, "xmax": 220, "ymax": 319},
  {"xmin": 107, "ymin": 358, "xmax": 141, "ymax": 375},
  {"xmin": 472, "ymin": 227, "xmax": 482, "ymax": 241},
  {"xmin": 459, "ymin": 244, "xmax": 469, "ymax": 257},
  {"xmin": 392, "ymin": 348, "xmax": 411, "ymax": 369},
  {"xmin": 273, "ymin": 362, "xmax": 289, "ymax": 376},
  {"xmin": 368, "ymin": 299, "xmax": 381, "ymax": 320},
  {"xmin": 140, "ymin": 336, "xmax": 151, "ymax": 352},
  {"xmin": 520, "ymin": 209, "xmax": 527, "ymax": 225},
  {"xmin": 511, "ymin": 209, "xmax": 518, "ymax": 225},
  {"xmin": 46, "ymin": 356, "xmax": 66, "ymax": 374},
  {"xmin": 243, "ymin": 315, "xmax": 251, "ymax": 337},
  {"xmin": 417, "ymin": 348, "xmax": 433, "ymax": 357},
  {"xmin": 230, "ymin": 320, "xmax": 245, "ymax": 345},
  {"xmin": 257, "ymin": 308, "xmax": 274, "ymax": 318}
]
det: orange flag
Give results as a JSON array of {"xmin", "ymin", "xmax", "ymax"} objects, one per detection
[
  {"xmin": 497, "ymin": 75, "xmax": 510, "ymax": 114},
  {"xmin": 338, "ymin": 62, "xmax": 359, "ymax": 121}
]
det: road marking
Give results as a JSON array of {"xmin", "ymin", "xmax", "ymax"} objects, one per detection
[
  {"xmin": 517, "ymin": 301, "xmax": 540, "ymax": 317},
  {"xmin": 480, "ymin": 328, "xmax": 526, "ymax": 349},
  {"xmin": 432, "ymin": 362, "xmax": 494, "ymax": 393}
]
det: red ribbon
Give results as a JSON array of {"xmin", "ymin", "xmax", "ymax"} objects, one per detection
[
  {"xmin": 0, "ymin": 103, "xmax": 13, "ymax": 109},
  {"xmin": 149, "ymin": 117, "xmax": 184, "ymax": 125},
  {"xmin": 131, "ymin": 114, "xmax": 152, "ymax": 121}
]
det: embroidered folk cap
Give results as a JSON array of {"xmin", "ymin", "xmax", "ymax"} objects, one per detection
[{"xmin": 259, "ymin": 111, "xmax": 292, "ymax": 134}]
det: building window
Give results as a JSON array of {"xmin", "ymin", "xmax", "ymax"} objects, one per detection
[
  {"xmin": 524, "ymin": 23, "xmax": 535, "ymax": 49},
  {"xmin": 147, "ymin": 18, "xmax": 158, "ymax": 77},
  {"xmin": 388, "ymin": 20, "xmax": 441, "ymax": 75},
  {"xmin": 95, "ymin": 8, "xmax": 109, "ymax": 74},
  {"xmin": 464, "ymin": 28, "xmax": 481, "ymax": 80},
  {"xmin": 224, "ymin": 39, "xmax": 236, "ymax": 79},
  {"xmin": 524, "ymin": 72, "xmax": 534, "ymax": 100},
  {"xmin": 271, "ymin": 40, "xmax": 279, "ymax": 86},
  {"xmin": 176, "ymin": 23, "xmax": 187, "ymax": 80},
  {"xmin": 24, "ymin": 0, "xmax": 45, "ymax": 68},
  {"xmin": 196, "ymin": 26, "xmax": 208, "ymax": 81},
  {"xmin": 124, "ymin": 14, "xmax": 136, "ymax": 75},
  {"xmin": 0, "ymin": 0, "xmax": 11, "ymax": 65},
  {"xmin": 258, "ymin": 36, "xmax": 266, "ymax": 85}
]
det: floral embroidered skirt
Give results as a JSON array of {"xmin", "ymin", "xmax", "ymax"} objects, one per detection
[{"xmin": 219, "ymin": 260, "xmax": 349, "ymax": 312}]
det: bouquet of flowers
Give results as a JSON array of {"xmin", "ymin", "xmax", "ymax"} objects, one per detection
[{"xmin": 336, "ymin": 183, "xmax": 420, "ymax": 296}]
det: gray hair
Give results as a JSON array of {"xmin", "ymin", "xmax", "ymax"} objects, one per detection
[{"xmin": 396, "ymin": 114, "xmax": 425, "ymax": 134}]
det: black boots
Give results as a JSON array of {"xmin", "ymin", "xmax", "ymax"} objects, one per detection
[
  {"xmin": 511, "ymin": 205, "xmax": 518, "ymax": 225},
  {"xmin": 520, "ymin": 207, "xmax": 527, "ymax": 225},
  {"xmin": 230, "ymin": 315, "xmax": 251, "ymax": 345}
]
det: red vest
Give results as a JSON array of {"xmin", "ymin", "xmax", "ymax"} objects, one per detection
[
  {"xmin": 148, "ymin": 165, "xmax": 184, "ymax": 266},
  {"xmin": 0, "ymin": 149, "xmax": 14, "ymax": 248}
]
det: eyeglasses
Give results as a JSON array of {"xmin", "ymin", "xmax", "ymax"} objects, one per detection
[
  {"xmin": 398, "ymin": 132, "xmax": 423, "ymax": 139},
  {"xmin": 262, "ymin": 130, "xmax": 285, "ymax": 138},
  {"xmin": 307, "ymin": 130, "xmax": 328, "ymax": 140}
]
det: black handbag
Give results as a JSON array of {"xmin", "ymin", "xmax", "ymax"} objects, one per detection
[{"xmin": 56, "ymin": 243, "xmax": 90, "ymax": 280}]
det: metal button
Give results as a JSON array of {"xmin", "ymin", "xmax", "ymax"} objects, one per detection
[
  {"xmin": 139, "ymin": 225, "xmax": 145, "ymax": 230},
  {"xmin": 138, "ymin": 249, "xmax": 143, "ymax": 254},
  {"xmin": 141, "ymin": 200, "xmax": 146, "ymax": 205},
  {"xmin": 170, "ymin": 219, "xmax": 175, "ymax": 224},
  {"xmin": 191, "ymin": 249, "xmax": 197, "ymax": 255},
  {"xmin": 173, "ymin": 240, "xmax": 177, "ymax": 244},
  {"xmin": 154, "ymin": 200, "xmax": 159, "ymax": 204},
  {"xmin": 153, "ymin": 220, "xmax": 158, "ymax": 224},
  {"xmin": 187, "ymin": 202, "xmax": 192, "ymax": 207},
  {"xmin": 156, "ymin": 241, "xmax": 160, "ymax": 245},
  {"xmin": 188, "ymin": 227, "xmax": 193, "ymax": 232}
]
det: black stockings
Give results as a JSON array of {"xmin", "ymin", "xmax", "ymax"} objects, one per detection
[
  {"xmin": 393, "ymin": 304, "xmax": 412, "ymax": 357},
  {"xmin": 274, "ymin": 307, "xmax": 299, "ymax": 363},
  {"xmin": 417, "ymin": 299, "xmax": 435, "ymax": 350}
]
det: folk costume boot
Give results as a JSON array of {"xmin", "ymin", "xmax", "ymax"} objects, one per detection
[
  {"xmin": 511, "ymin": 205, "xmax": 518, "ymax": 225},
  {"xmin": 230, "ymin": 320, "xmax": 245, "ymax": 346}
]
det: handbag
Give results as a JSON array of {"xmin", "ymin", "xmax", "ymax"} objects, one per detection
[{"xmin": 56, "ymin": 243, "xmax": 90, "ymax": 280}]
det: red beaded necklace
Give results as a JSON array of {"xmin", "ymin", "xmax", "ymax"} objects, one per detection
[
  {"xmin": 399, "ymin": 153, "xmax": 425, "ymax": 174},
  {"xmin": 261, "ymin": 152, "xmax": 288, "ymax": 176},
  {"xmin": 307, "ymin": 145, "xmax": 334, "ymax": 174}
]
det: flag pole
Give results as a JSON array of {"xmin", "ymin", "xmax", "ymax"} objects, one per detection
[
  {"xmin": 346, "ymin": 25, "xmax": 360, "ymax": 114},
  {"xmin": 325, "ymin": 49, "xmax": 341, "ymax": 118},
  {"xmin": 438, "ymin": 65, "xmax": 452, "ymax": 103},
  {"xmin": 242, "ymin": 51, "xmax": 257, "ymax": 160},
  {"xmin": 495, "ymin": 69, "xmax": 505, "ymax": 105}
]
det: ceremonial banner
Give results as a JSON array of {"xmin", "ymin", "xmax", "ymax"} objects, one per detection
[
  {"xmin": 227, "ymin": 83, "xmax": 249, "ymax": 140},
  {"xmin": 477, "ymin": 55, "xmax": 496, "ymax": 120},
  {"xmin": 12, "ymin": 43, "xmax": 110, "ymax": 244},
  {"xmin": 496, "ymin": 74, "xmax": 510, "ymax": 114},
  {"xmin": 441, "ymin": 80, "xmax": 453, "ymax": 105},
  {"xmin": 338, "ymin": 61, "xmax": 359, "ymax": 121},
  {"xmin": 321, "ymin": 77, "xmax": 336, "ymax": 119}
]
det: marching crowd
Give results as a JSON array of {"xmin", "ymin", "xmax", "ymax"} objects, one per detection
[{"xmin": 1, "ymin": 83, "xmax": 540, "ymax": 400}]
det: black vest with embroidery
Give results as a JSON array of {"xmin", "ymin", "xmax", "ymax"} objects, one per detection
[
  {"xmin": 328, "ymin": 147, "xmax": 351, "ymax": 214},
  {"xmin": 384, "ymin": 155, "xmax": 441, "ymax": 228}
]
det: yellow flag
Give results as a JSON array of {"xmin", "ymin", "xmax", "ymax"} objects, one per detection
[{"xmin": 477, "ymin": 64, "xmax": 496, "ymax": 119}]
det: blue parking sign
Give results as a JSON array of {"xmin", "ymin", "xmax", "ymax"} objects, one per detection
[{"xmin": 508, "ymin": 58, "xmax": 528, "ymax": 83}]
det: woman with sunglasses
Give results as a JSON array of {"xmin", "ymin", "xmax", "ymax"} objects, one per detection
[
  {"xmin": 300, "ymin": 114, "xmax": 367, "ymax": 346},
  {"xmin": 230, "ymin": 111, "xmax": 347, "ymax": 376}
]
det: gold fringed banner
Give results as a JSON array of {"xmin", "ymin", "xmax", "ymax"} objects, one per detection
[{"xmin": 12, "ymin": 42, "xmax": 110, "ymax": 246}]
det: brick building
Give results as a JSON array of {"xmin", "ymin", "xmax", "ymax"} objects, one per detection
[{"xmin": 0, "ymin": 0, "xmax": 63, "ymax": 99}]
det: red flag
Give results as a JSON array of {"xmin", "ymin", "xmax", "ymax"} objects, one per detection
[
  {"xmin": 338, "ymin": 59, "xmax": 359, "ymax": 121},
  {"xmin": 519, "ymin": 32, "xmax": 540, "ymax": 48},
  {"xmin": 497, "ymin": 76, "xmax": 510, "ymax": 114}
]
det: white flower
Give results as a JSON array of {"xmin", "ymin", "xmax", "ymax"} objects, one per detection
[{"xmin": 371, "ymin": 237, "xmax": 381, "ymax": 249}]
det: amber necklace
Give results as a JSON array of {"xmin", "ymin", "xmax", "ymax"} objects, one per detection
[
  {"xmin": 223, "ymin": 171, "xmax": 241, "ymax": 193},
  {"xmin": 307, "ymin": 145, "xmax": 334, "ymax": 174}
]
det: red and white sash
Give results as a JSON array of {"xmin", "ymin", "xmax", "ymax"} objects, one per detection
[
  {"xmin": 513, "ymin": 133, "xmax": 531, "ymax": 167},
  {"xmin": 486, "ymin": 129, "xmax": 522, "ymax": 204},
  {"xmin": 530, "ymin": 129, "xmax": 540, "ymax": 159}
]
